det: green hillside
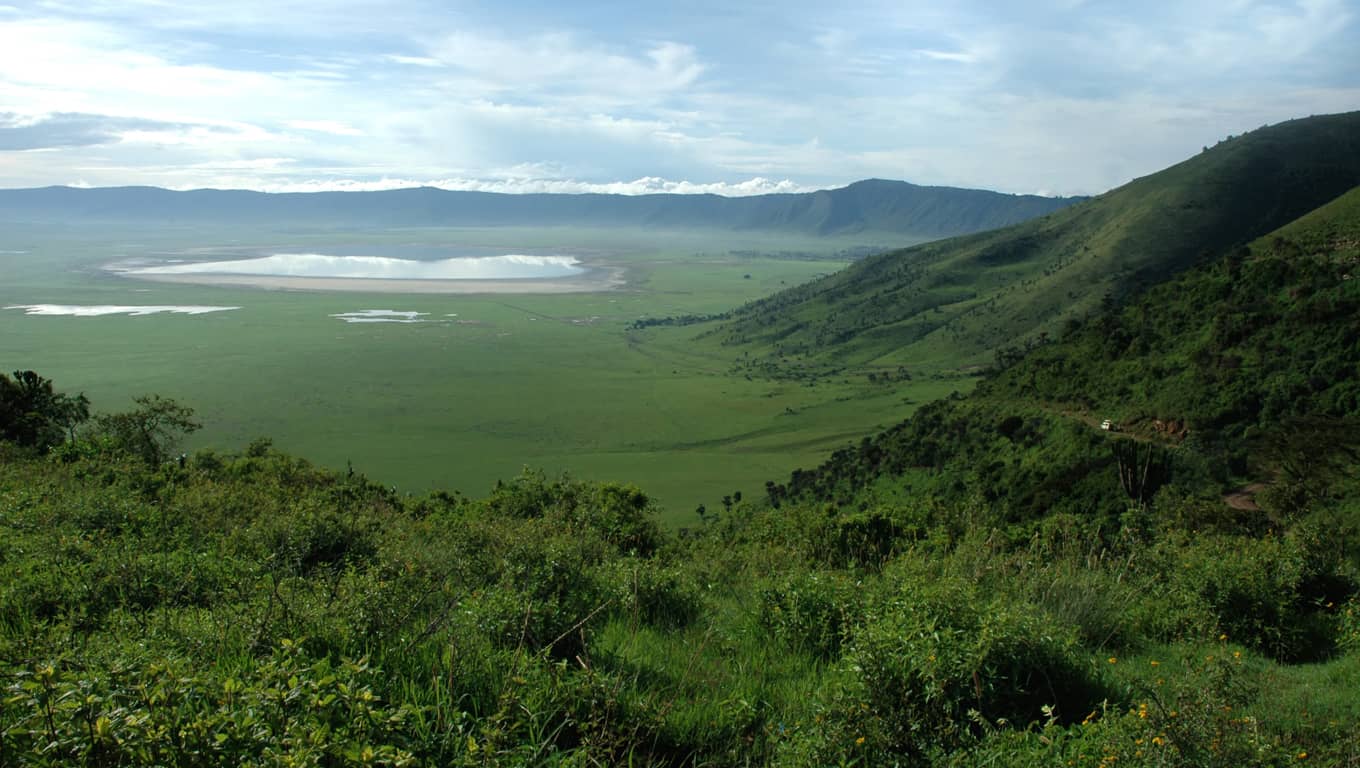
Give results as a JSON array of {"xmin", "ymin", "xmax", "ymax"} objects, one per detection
[
  {"xmin": 709, "ymin": 111, "xmax": 1360, "ymax": 372},
  {"xmin": 770, "ymin": 183, "xmax": 1360, "ymax": 535}
]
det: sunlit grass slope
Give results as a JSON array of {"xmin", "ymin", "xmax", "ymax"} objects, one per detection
[{"xmin": 708, "ymin": 111, "xmax": 1360, "ymax": 372}]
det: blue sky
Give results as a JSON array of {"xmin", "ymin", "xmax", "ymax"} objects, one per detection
[{"xmin": 1, "ymin": 0, "xmax": 1357, "ymax": 195}]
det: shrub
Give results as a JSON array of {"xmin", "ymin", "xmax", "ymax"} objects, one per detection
[
  {"xmin": 1027, "ymin": 564, "xmax": 1144, "ymax": 650},
  {"xmin": 780, "ymin": 572, "xmax": 1106, "ymax": 763},
  {"xmin": 599, "ymin": 560, "xmax": 702, "ymax": 630},
  {"xmin": 1170, "ymin": 531, "xmax": 1345, "ymax": 660},
  {"xmin": 758, "ymin": 570, "xmax": 863, "ymax": 659},
  {"xmin": 251, "ymin": 501, "xmax": 379, "ymax": 576},
  {"xmin": 484, "ymin": 471, "xmax": 663, "ymax": 556},
  {"xmin": 1341, "ymin": 595, "xmax": 1360, "ymax": 654},
  {"xmin": 456, "ymin": 529, "xmax": 612, "ymax": 659}
]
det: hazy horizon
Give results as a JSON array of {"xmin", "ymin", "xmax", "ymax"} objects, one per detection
[{"xmin": 0, "ymin": 175, "xmax": 1087, "ymax": 197}]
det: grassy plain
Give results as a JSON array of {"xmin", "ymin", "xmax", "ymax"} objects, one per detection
[{"xmin": 0, "ymin": 223, "xmax": 957, "ymax": 523}]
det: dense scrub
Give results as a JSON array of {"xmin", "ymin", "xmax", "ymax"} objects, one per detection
[
  {"xmin": 769, "ymin": 188, "xmax": 1360, "ymax": 542},
  {"xmin": 1, "ymin": 432, "xmax": 1357, "ymax": 765}
]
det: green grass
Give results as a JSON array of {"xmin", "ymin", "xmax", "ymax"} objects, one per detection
[
  {"xmin": 0, "ymin": 224, "xmax": 942, "ymax": 524},
  {"xmin": 1251, "ymin": 652, "xmax": 1360, "ymax": 755}
]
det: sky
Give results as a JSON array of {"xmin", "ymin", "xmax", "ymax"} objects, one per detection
[{"xmin": 0, "ymin": 0, "xmax": 1357, "ymax": 196}]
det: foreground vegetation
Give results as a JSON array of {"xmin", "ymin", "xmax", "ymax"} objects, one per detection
[{"xmin": 1, "ymin": 417, "xmax": 1357, "ymax": 766}]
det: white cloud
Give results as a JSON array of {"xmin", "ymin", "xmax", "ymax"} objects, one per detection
[
  {"xmin": 915, "ymin": 49, "xmax": 976, "ymax": 64},
  {"xmin": 1244, "ymin": 0, "xmax": 1353, "ymax": 60},
  {"xmin": 0, "ymin": 2, "xmax": 1356, "ymax": 196},
  {"xmin": 813, "ymin": 28, "xmax": 851, "ymax": 56},
  {"xmin": 384, "ymin": 54, "xmax": 443, "ymax": 68},
  {"xmin": 237, "ymin": 175, "xmax": 813, "ymax": 196},
  {"xmin": 188, "ymin": 157, "xmax": 295, "ymax": 171},
  {"xmin": 428, "ymin": 32, "xmax": 706, "ymax": 104},
  {"xmin": 285, "ymin": 120, "xmax": 365, "ymax": 136},
  {"xmin": 0, "ymin": 111, "xmax": 191, "ymax": 150},
  {"xmin": 0, "ymin": 18, "xmax": 354, "ymax": 132}
]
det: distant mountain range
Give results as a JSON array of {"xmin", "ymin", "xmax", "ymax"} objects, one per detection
[{"xmin": 0, "ymin": 179, "xmax": 1082, "ymax": 238}]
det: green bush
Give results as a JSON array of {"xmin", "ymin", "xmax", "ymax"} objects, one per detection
[
  {"xmin": 780, "ymin": 571, "xmax": 1106, "ymax": 763},
  {"xmin": 486, "ymin": 470, "xmax": 663, "ymax": 556},
  {"xmin": 251, "ymin": 502, "xmax": 380, "ymax": 576},
  {"xmin": 5, "ymin": 402, "xmax": 1360, "ymax": 765},
  {"xmin": 1340, "ymin": 596, "xmax": 1360, "ymax": 654},
  {"xmin": 758, "ymin": 570, "xmax": 863, "ymax": 659},
  {"xmin": 451, "ymin": 530, "xmax": 611, "ymax": 660},
  {"xmin": 1026, "ymin": 564, "xmax": 1144, "ymax": 651},
  {"xmin": 599, "ymin": 560, "xmax": 702, "ymax": 631},
  {"xmin": 1170, "ymin": 532, "xmax": 1344, "ymax": 660}
]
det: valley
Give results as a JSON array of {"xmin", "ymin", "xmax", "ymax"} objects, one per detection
[{"xmin": 1, "ymin": 223, "xmax": 958, "ymax": 521}]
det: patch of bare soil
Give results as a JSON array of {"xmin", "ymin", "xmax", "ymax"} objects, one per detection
[{"xmin": 1223, "ymin": 482, "xmax": 1268, "ymax": 511}]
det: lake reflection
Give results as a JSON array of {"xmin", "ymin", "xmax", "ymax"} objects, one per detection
[{"xmin": 124, "ymin": 252, "xmax": 585, "ymax": 280}]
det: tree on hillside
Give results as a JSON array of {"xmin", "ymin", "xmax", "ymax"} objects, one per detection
[
  {"xmin": 1112, "ymin": 438, "xmax": 1173, "ymax": 507},
  {"xmin": 92, "ymin": 395, "xmax": 201, "ymax": 464},
  {"xmin": 0, "ymin": 370, "xmax": 89, "ymax": 449},
  {"xmin": 1257, "ymin": 417, "xmax": 1360, "ymax": 517},
  {"xmin": 54, "ymin": 392, "xmax": 91, "ymax": 442}
]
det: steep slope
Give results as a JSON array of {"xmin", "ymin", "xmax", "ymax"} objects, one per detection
[
  {"xmin": 769, "ymin": 184, "xmax": 1360, "ymax": 531},
  {"xmin": 0, "ymin": 179, "xmax": 1080, "ymax": 238},
  {"xmin": 711, "ymin": 111, "xmax": 1360, "ymax": 371}
]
